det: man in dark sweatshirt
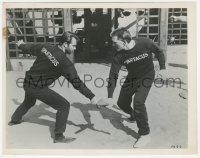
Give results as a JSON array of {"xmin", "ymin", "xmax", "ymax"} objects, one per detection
[
  {"xmin": 105, "ymin": 27, "xmax": 167, "ymax": 148},
  {"xmin": 8, "ymin": 32, "xmax": 101, "ymax": 143}
]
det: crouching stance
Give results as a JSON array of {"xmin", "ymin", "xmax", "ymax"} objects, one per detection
[
  {"xmin": 105, "ymin": 28, "xmax": 167, "ymax": 148},
  {"xmin": 9, "ymin": 32, "xmax": 100, "ymax": 143}
]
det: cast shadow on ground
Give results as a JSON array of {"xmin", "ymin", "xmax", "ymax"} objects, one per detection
[
  {"xmin": 11, "ymin": 99, "xmax": 138, "ymax": 141},
  {"xmin": 168, "ymin": 63, "xmax": 188, "ymax": 69},
  {"xmin": 72, "ymin": 103, "xmax": 139, "ymax": 140},
  {"xmin": 12, "ymin": 99, "xmax": 55, "ymax": 140}
]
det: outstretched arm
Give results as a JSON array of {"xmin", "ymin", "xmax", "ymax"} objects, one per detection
[
  {"xmin": 169, "ymin": 15, "xmax": 187, "ymax": 23},
  {"xmin": 16, "ymin": 40, "xmax": 42, "ymax": 56},
  {"xmin": 149, "ymin": 42, "xmax": 166, "ymax": 70},
  {"xmin": 149, "ymin": 41, "xmax": 168, "ymax": 79},
  {"xmin": 107, "ymin": 58, "xmax": 121, "ymax": 98},
  {"xmin": 62, "ymin": 64, "xmax": 95, "ymax": 100}
]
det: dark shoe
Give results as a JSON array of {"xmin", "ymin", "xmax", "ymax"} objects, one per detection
[
  {"xmin": 8, "ymin": 120, "xmax": 24, "ymax": 126},
  {"xmin": 133, "ymin": 134, "xmax": 151, "ymax": 148},
  {"xmin": 120, "ymin": 113, "xmax": 136, "ymax": 125},
  {"xmin": 54, "ymin": 134, "xmax": 76, "ymax": 143}
]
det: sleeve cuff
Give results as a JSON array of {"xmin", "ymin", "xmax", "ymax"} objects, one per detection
[{"xmin": 160, "ymin": 65, "xmax": 166, "ymax": 70}]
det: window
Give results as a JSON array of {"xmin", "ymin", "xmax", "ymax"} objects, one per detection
[
  {"xmin": 6, "ymin": 8, "xmax": 65, "ymax": 58},
  {"xmin": 168, "ymin": 8, "xmax": 187, "ymax": 45}
]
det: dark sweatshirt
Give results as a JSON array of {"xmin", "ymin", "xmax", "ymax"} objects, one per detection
[
  {"xmin": 19, "ymin": 43, "xmax": 95, "ymax": 100},
  {"xmin": 107, "ymin": 37, "xmax": 166, "ymax": 98}
]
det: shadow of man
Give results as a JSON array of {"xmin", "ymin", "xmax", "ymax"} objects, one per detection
[
  {"xmin": 69, "ymin": 102, "xmax": 110, "ymax": 135},
  {"xmin": 72, "ymin": 102, "xmax": 139, "ymax": 140},
  {"xmin": 11, "ymin": 99, "xmax": 138, "ymax": 142},
  {"xmin": 11, "ymin": 99, "xmax": 110, "ymax": 141},
  {"xmin": 12, "ymin": 98, "xmax": 56, "ymax": 140}
]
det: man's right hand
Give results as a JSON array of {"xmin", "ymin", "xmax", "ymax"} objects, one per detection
[
  {"xmin": 91, "ymin": 97, "xmax": 114, "ymax": 109},
  {"xmin": 16, "ymin": 40, "xmax": 25, "ymax": 47},
  {"xmin": 169, "ymin": 15, "xmax": 178, "ymax": 22},
  {"xmin": 90, "ymin": 96, "xmax": 107, "ymax": 109}
]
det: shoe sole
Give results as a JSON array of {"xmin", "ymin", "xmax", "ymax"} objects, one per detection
[
  {"xmin": 53, "ymin": 137, "xmax": 76, "ymax": 143},
  {"xmin": 8, "ymin": 120, "xmax": 24, "ymax": 126},
  {"xmin": 120, "ymin": 118, "xmax": 135, "ymax": 124},
  {"xmin": 133, "ymin": 137, "xmax": 151, "ymax": 148}
]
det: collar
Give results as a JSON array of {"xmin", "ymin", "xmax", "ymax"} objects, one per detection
[
  {"xmin": 126, "ymin": 40, "xmax": 135, "ymax": 50},
  {"xmin": 58, "ymin": 45, "xmax": 65, "ymax": 53}
]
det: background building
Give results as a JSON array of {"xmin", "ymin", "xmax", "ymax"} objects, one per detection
[{"xmin": 6, "ymin": 8, "xmax": 187, "ymax": 70}]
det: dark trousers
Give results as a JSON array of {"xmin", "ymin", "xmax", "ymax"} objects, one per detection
[
  {"xmin": 117, "ymin": 70, "xmax": 155, "ymax": 136},
  {"xmin": 11, "ymin": 87, "xmax": 70, "ymax": 134}
]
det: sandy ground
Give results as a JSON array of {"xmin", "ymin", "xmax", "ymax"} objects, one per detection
[{"xmin": 5, "ymin": 46, "xmax": 188, "ymax": 150}]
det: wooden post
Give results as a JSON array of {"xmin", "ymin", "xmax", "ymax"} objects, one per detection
[
  {"xmin": 84, "ymin": 9, "xmax": 91, "ymax": 62},
  {"xmin": 159, "ymin": 8, "xmax": 168, "ymax": 62},
  {"xmin": 5, "ymin": 28, "xmax": 12, "ymax": 71},
  {"xmin": 43, "ymin": 9, "xmax": 48, "ymax": 42},
  {"xmin": 63, "ymin": 9, "xmax": 74, "ymax": 63},
  {"xmin": 111, "ymin": 8, "xmax": 115, "ymax": 31}
]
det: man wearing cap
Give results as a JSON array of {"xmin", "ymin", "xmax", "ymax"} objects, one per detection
[{"xmin": 8, "ymin": 32, "xmax": 101, "ymax": 143}]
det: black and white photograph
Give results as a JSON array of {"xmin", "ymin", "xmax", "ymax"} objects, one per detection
[{"xmin": 2, "ymin": 2, "xmax": 197, "ymax": 155}]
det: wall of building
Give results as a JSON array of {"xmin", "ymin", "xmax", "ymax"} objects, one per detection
[{"xmin": 6, "ymin": 8, "xmax": 187, "ymax": 71}]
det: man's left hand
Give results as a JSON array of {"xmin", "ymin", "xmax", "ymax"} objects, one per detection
[
  {"xmin": 157, "ymin": 69, "xmax": 168, "ymax": 80},
  {"xmin": 91, "ymin": 96, "xmax": 99, "ymax": 105},
  {"xmin": 16, "ymin": 40, "xmax": 25, "ymax": 47}
]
